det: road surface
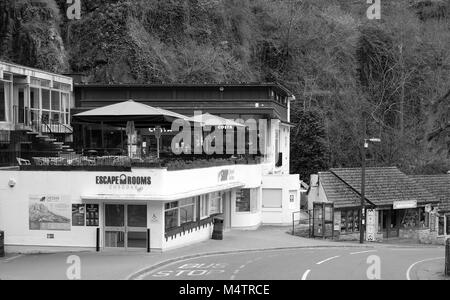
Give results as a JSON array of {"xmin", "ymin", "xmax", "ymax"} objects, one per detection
[{"xmin": 130, "ymin": 246, "xmax": 446, "ymax": 280}]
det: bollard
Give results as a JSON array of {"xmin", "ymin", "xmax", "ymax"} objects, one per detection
[
  {"xmin": 0, "ymin": 231, "xmax": 4, "ymax": 258},
  {"xmin": 147, "ymin": 229, "xmax": 151, "ymax": 253},
  {"xmin": 445, "ymin": 239, "xmax": 449, "ymax": 276},
  {"xmin": 96, "ymin": 228, "xmax": 100, "ymax": 252}
]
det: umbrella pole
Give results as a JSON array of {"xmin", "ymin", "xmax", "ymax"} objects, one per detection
[{"xmin": 157, "ymin": 136, "xmax": 160, "ymax": 159}]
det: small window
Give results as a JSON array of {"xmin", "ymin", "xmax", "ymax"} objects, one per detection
[
  {"xmin": 438, "ymin": 216, "xmax": 445, "ymax": 236},
  {"xmin": 446, "ymin": 215, "xmax": 450, "ymax": 235}
]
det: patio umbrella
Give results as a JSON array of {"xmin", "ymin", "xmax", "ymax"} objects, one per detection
[
  {"xmin": 191, "ymin": 113, "xmax": 246, "ymax": 129},
  {"xmin": 73, "ymin": 100, "xmax": 195, "ymax": 128}
]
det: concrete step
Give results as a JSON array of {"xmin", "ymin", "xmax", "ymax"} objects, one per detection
[
  {"xmin": 53, "ymin": 142, "xmax": 64, "ymax": 146},
  {"xmin": 26, "ymin": 131, "xmax": 39, "ymax": 135}
]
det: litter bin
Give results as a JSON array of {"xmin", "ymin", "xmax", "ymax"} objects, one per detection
[
  {"xmin": 212, "ymin": 217, "xmax": 224, "ymax": 240},
  {"xmin": 446, "ymin": 238, "xmax": 450, "ymax": 277},
  {"xmin": 0, "ymin": 231, "xmax": 5, "ymax": 258}
]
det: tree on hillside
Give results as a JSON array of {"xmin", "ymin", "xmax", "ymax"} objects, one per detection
[{"xmin": 290, "ymin": 109, "xmax": 329, "ymax": 183}]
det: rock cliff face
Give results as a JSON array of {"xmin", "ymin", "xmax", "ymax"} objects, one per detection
[
  {"xmin": 0, "ymin": 0, "xmax": 448, "ymax": 173},
  {"xmin": 0, "ymin": 0, "xmax": 68, "ymax": 73}
]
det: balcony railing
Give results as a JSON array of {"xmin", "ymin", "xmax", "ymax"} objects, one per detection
[
  {"xmin": 3, "ymin": 150, "xmax": 262, "ymax": 171},
  {"xmin": 12, "ymin": 105, "xmax": 73, "ymax": 135}
]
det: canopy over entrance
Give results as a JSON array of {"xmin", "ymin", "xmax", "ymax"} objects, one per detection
[{"xmin": 73, "ymin": 100, "xmax": 194, "ymax": 128}]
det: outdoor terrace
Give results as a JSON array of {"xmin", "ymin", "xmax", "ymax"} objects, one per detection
[{"xmin": 5, "ymin": 151, "xmax": 262, "ymax": 172}]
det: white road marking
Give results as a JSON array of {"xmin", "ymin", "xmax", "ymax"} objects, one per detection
[
  {"xmin": 350, "ymin": 250, "xmax": 377, "ymax": 255},
  {"xmin": 301, "ymin": 269, "xmax": 311, "ymax": 280},
  {"xmin": 406, "ymin": 257, "xmax": 444, "ymax": 280},
  {"xmin": 316, "ymin": 256, "xmax": 340, "ymax": 265},
  {"xmin": 3, "ymin": 254, "xmax": 23, "ymax": 263}
]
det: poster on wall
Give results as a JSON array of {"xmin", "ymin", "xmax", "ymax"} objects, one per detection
[
  {"xmin": 29, "ymin": 195, "xmax": 71, "ymax": 231},
  {"xmin": 86, "ymin": 204, "xmax": 99, "ymax": 227},
  {"xmin": 72, "ymin": 204, "xmax": 86, "ymax": 226}
]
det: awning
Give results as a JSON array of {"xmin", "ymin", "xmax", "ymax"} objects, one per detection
[
  {"xmin": 81, "ymin": 181, "xmax": 245, "ymax": 202},
  {"xmin": 73, "ymin": 100, "xmax": 196, "ymax": 127}
]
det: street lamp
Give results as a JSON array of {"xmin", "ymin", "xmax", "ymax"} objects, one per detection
[{"xmin": 360, "ymin": 132, "xmax": 381, "ymax": 244}]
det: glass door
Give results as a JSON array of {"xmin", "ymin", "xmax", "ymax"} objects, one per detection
[
  {"xmin": 127, "ymin": 205, "xmax": 148, "ymax": 249},
  {"xmin": 104, "ymin": 204, "xmax": 125, "ymax": 248},
  {"xmin": 104, "ymin": 204, "xmax": 147, "ymax": 249}
]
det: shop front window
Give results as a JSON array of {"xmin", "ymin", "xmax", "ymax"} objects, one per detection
[
  {"xmin": 165, "ymin": 209, "xmax": 179, "ymax": 231},
  {"xmin": 200, "ymin": 195, "xmax": 209, "ymax": 219},
  {"xmin": 164, "ymin": 198, "xmax": 196, "ymax": 231},
  {"xmin": 340, "ymin": 209, "xmax": 360, "ymax": 234},
  {"xmin": 210, "ymin": 192, "xmax": 222, "ymax": 215},
  {"xmin": 236, "ymin": 189, "xmax": 259, "ymax": 213},
  {"xmin": 400, "ymin": 208, "xmax": 429, "ymax": 229}
]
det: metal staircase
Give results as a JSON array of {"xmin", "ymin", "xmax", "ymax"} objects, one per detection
[{"xmin": 28, "ymin": 118, "xmax": 75, "ymax": 153}]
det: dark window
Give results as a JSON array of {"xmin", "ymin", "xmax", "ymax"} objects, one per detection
[
  {"xmin": 42, "ymin": 89, "xmax": 50, "ymax": 110},
  {"xmin": 0, "ymin": 82, "xmax": 5, "ymax": 121},
  {"xmin": 446, "ymin": 215, "xmax": 450, "ymax": 235},
  {"xmin": 438, "ymin": 216, "xmax": 445, "ymax": 236}
]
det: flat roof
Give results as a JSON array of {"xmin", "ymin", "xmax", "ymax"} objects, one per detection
[
  {"xmin": 0, "ymin": 60, "xmax": 73, "ymax": 85},
  {"xmin": 74, "ymin": 82, "xmax": 295, "ymax": 98}
]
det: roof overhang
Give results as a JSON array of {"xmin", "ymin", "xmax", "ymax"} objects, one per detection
[{"xmin": 81, "ymin": 181, "xmax": 245, "ymax": 202}]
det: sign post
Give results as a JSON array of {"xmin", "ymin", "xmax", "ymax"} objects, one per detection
[
  {"xmin": 366, "ymin": 209, "xmax": 376, "ymax": 242},
  {"xmin": 446, "ymin": 238, "xmax": 450, "ymax": 277}
]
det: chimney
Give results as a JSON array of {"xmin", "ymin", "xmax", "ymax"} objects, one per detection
[{"xmin": 310, "ymin": 174, "xmax": 319, "ymax": 187}]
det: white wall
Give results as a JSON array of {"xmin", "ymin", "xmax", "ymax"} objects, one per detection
[
  {"xmin": 164, "ymin": 224, "xmax": 213, "ymax": 251},
  {"xmin": 261, "ymin": 174, "xmax": 300, "ymax": 225},
  {"xmin": 230, "ymin": 188, "xmax": 262, "ymax": 230},
  {"xmin": 0, "ymin": 164, "xmax": 263, "ymax": 251}
]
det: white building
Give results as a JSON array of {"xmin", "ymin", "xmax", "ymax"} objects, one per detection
[{"xmin": 0, "ymin": 63, "xmax": 302, "ymax": 253}]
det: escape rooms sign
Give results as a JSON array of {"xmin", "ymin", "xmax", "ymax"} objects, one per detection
[
  {"xmin": 95, "ymin": 174, "xmax": 152, "ymax": 192},
  {"xmin": 95, "ymin": 174, "xmax": 152, "ymax": 185}
]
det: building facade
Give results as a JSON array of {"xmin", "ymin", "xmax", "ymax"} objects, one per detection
[
  {"xmin": 0, "ymin": 61, "xmax": 75, "ymax": 167},
  {"xmin": 0, "ymin": 64, "xmax": 302, "ymax": 253},
  {"xmin": 308, "ymin": 167, "xmax": 448, "ymax": 245}
]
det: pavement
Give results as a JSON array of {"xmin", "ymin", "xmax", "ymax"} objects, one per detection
[{"xmin": 0, "ymin": 226, "xmax": 447, "ymax": 280}]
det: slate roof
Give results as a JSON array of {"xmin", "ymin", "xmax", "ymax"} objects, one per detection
[
  {"xmin": 319, "ymin": 167, "xmax": 440, "ymax": 209},
  {"xmin": 409, "ymin": 174, "xmax": 450, "ymax": 212},
  {"xmin": 319, "ymin": 172, "xmax": 367, "ymax": 209}
]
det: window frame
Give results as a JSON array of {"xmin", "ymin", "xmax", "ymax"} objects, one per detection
[
  {"xmin": 446, "ymin": 215, "xmax": 450, "ymax": 236},
  {"xmin": 236, "ymin": 188, "xmax": 258, "ymax": 213},
  {"xmin": 340, "ymin": 209, "xmax": 361, "ymax": 234},
  {"xmin": 164, "ymin": 198, "xmax": 197, "ymax": 232},
  {"xmin": 438, "ymin": 215, "xmax": 445, "ymax": 236}
]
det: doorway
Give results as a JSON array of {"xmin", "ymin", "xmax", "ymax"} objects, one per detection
[
  {"xmin": 104, "ymin": 204, "xmax": 147, "ymax": 250},
  {"xmin": 381, "ymin": 210, "xmax": 399, "ymax": 238}
]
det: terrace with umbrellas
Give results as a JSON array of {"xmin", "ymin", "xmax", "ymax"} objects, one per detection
[{"xmin": 19, "ymin": 100, "xmax": 262, "ymax": 171}]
